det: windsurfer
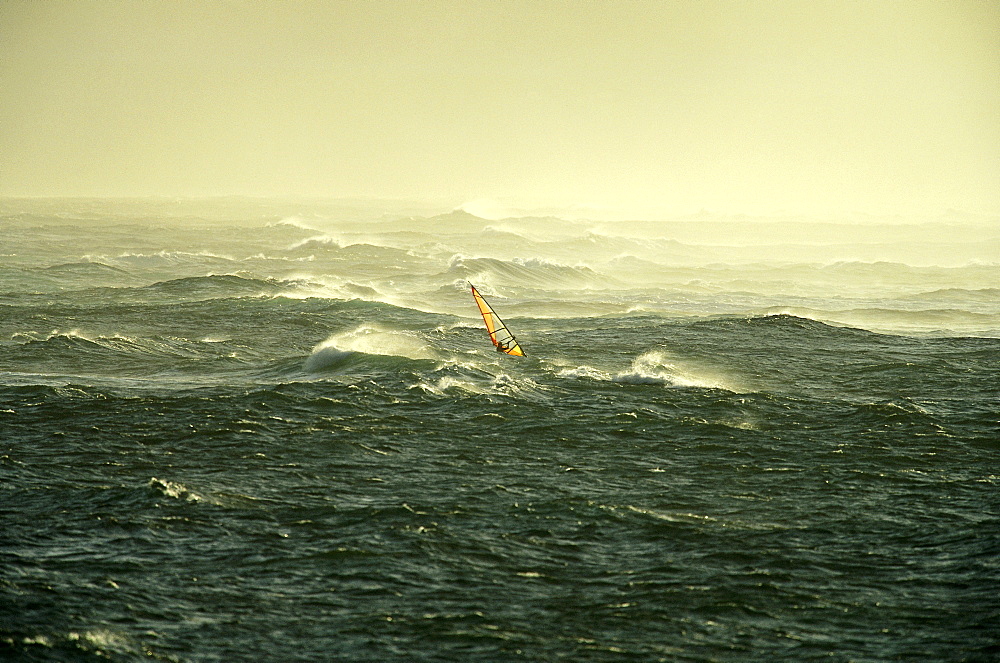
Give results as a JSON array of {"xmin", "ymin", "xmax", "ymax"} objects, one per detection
[{"xmin": 470, "ymin": 283, "xmax": 524, "ymax": 357}]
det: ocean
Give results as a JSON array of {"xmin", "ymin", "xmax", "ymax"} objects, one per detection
[{"xmin": 2, "ymin": 198, "xmax": 998, "ymax": 662}]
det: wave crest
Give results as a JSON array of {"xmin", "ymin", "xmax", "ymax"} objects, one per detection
[{"xmin": 305, "ymin": 324, "xmax": 437, "ymax": 372}]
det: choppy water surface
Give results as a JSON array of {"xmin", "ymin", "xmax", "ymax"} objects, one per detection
[{"xmin": 2, "ymin": 199, "xmax": 998, "ymax": 661}]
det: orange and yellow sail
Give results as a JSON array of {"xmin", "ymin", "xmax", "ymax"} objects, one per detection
[{"xmin": 470, "ymin": 283, "xmax": 525, "ymax": 357}]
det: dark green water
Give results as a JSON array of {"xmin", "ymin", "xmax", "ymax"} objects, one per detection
[{"xmin": 2, "ymin": 200, "xmax": 998, "ymax": 661}]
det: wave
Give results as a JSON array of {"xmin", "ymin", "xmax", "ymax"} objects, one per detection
[
  {"xmin": 685, "ymin": 313, "xmax": 862, "ymax": 336},
  {"xmin": 138, "ymin": 274, "xmax": 313, "ymax": 300},
  {"xmin": 284, "ymin": 235, "xmax": 426, "ymax": 267},
  {"xmin": 300, "ymin": 322, "xmax": 555, "ymax": 399},
  {"xmin": 285, "ymin": 234, "xmax": 421, "ymax": 255},
  {"xmin": 304, "ymin": 324, "xmax": 439, "ymax": 372},
  {"xmin": 757, "ymin": 307, "xmax": 1000, "ymax": 336},
  {"xmin": 380, "ymin": 209, "xmax": 494, "ymax": 234},
  {"xmin": 446, "ymin": 255, "xmax": 618, "ymax": 290},
  {"xmin": 617, "ymin": 351, "xmax": 742, "ymax": 391},
  {"xmin": 10, "ymin": 329, "xmax": 246, "ymax": 361},
  {"xmin": 39, "ymin": 261, "xmax": 132, "ymax": 276},
  {"xmin": 148, "ymin": 477, "xmax": 205, "ymax": 502},
  {"xmin": 2, "ymin": 261, "xmax": 143, "ymax": 293},
  {"xmin": 846, "ymin": 400, "xmax": 950, "ymax": 436},
  {"xmin": 910, "ymin": 287, "xmax": 1000, "ymax": 303},
  {"xmin": 5, "ymin": 628, "xmax": 142, "ymax": 661},
  {"xmin": 277, "ymin": 213, "xmax": 706, "ymax": 267},
  {"xmin": 270, "ymin": 215, "xmax": 322, "ymax": 232},
  {"xmin": 88, "ymin": 250, "xmax": 239, "ymax": 270},
  {"xmin": 288, "ymin": 235, "xmax": 344, "ymax": 250},
  {"xmin": 410, "ymin": 374, "xmax": 495, "ymax": 396},
  {"xmin": 661, "ymin": 309, "xmax": 998, "ymax": 341},
  {"xmin": 552, "ymin": 349, "xmax": 741, "ymax": 392}
]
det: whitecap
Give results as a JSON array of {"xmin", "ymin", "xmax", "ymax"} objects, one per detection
[
  {"xmin": 613, "ymin": 350, "xmax": 740, "ymax": 391},
  {"xmin": 305, "ymin": 324, "xmax": 437, "ymax": 370},
  {"xmin": 148, "ymin": 477, "xmax": 202, "ymax": 502}
]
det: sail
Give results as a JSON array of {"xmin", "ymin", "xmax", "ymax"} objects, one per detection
[{"xmin": 470, "ymin": 283, "xmax": 525, "ymax": 357}]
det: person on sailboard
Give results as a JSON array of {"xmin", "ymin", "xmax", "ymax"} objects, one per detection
[{"xmin": 496, "ymin": 340, "xmax": 510, "ymax": 353}]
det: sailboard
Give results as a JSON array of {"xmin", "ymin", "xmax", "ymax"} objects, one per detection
[{"xmin": 470, "ymin": 283, "xmax": 525, "ymax": 356}]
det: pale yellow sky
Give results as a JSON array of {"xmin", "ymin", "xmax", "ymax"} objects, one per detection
[{"xmin": 1, "ymin": 0, "xmax": 997, "ymax": 216}]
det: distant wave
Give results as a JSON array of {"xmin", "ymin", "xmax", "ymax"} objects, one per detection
[
  {"xmin": 11, "ymin": 329, "xmax": 244, "ymax": 362},
  {"xmin": 289, "ymin": 235, "xmax": 343, "ymax": 250},
  {"xmin": 270, "ymin": 216, "xmax": 322, "ymax": 232},
  {"xmin": 285, "ymin": 236, "xmax": 421, "ymax": 267},
  {"xmin": 818, "ymin": 260, "xmax": 1000, "ymax": 283},
  {"xmin": 90, "ymin": 250, "xmax": 239, "ymax": 268},
  {"xmin": 10, "ymin": 260, "xmax": 143, "ymax": 290},
  {"xmin": 447, "ymin": 255, "xmax": 618, "ymax": 290},
  {"xmin": 685, "ymin": 313, "xmax": 862, "ymax": 335},
  {"xmin": 910, "ymin": 287, "xmax": 1000, "ymax": 303},
  {"xmin": 139, "ymin": 273, "xmax": 307, "ymax": 297},
  {"xmin": 757, "ymin": 307, "xmax": 1000, "ymax": 336},
  {"xmin": 39, "ymin": 261, "xmax": 131, "ymax": 275}
]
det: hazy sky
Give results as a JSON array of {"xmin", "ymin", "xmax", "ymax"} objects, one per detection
[{"xmin": 1, "ymin": 0, "xmax": 997, "ymax": 216}]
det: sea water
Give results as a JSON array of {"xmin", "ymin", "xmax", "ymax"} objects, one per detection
[{"xmin": 2, "ymin": 198, "xmax": 998, "ymax": 661}]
